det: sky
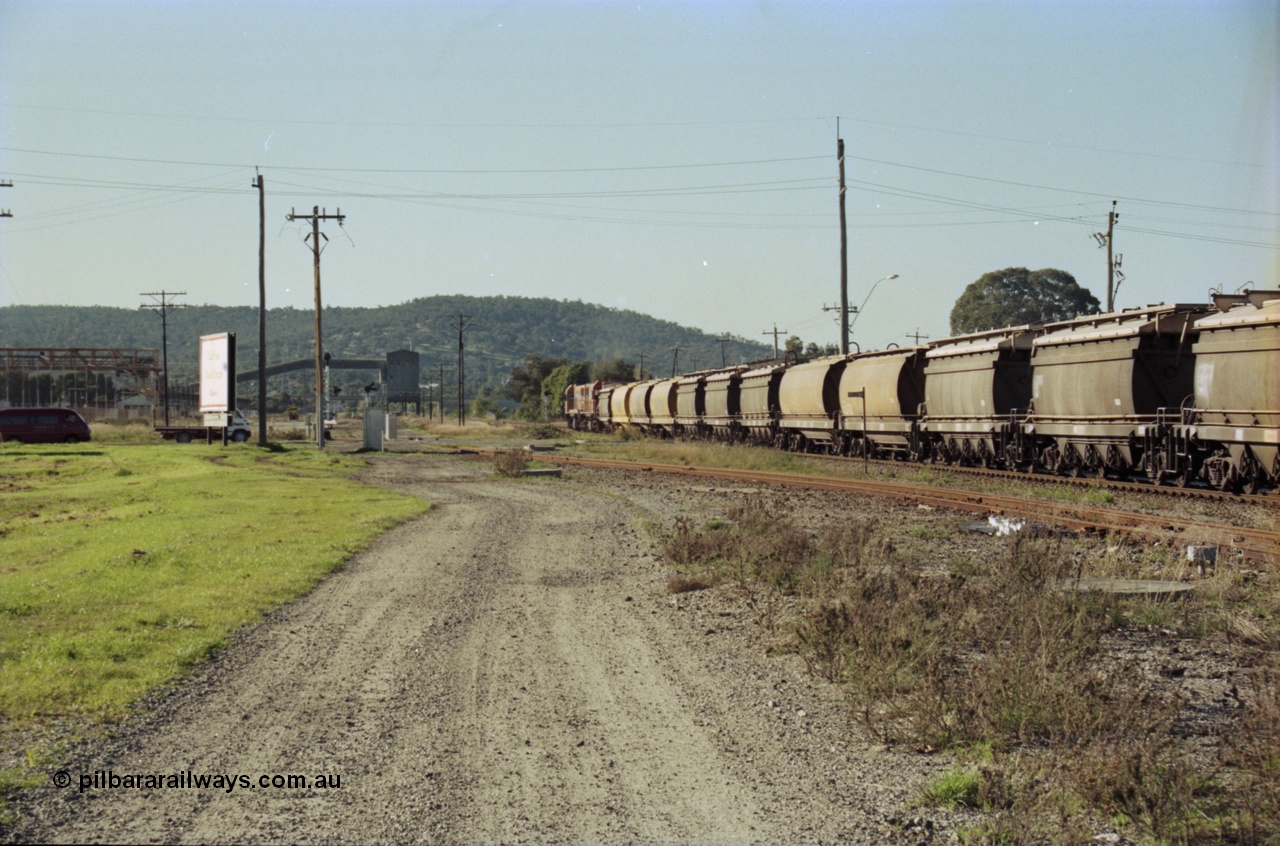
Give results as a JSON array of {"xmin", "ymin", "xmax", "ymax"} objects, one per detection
[{"xmin": 0, "ymin": 0, "xmax": 1276, "ymax": 354}]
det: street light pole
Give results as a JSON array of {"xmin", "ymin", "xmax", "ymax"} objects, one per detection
[
  {"xmin": 838, "ymin": 135, "xmax": 850, "ymax": 354},
  {"xmin": 849, "ymin": 274, "xmax": 899, "ymax": 343}
]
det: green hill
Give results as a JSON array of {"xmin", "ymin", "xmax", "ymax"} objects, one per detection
[{"xmin": 0, "ymin": 296, "xmax": 770, "ymax": 391}]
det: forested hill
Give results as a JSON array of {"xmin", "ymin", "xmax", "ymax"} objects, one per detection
[{"xmin": 0, "ymin": 296, "xmax": 770, "ymax": 387}]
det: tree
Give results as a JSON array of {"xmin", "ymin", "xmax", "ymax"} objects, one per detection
[
  {"xmin": 804, "ymin": 341, "xmax": 839, "ymax": 358},
  {"xmin": 541, "ymin": 361, "xmax": 591, "ymax": 419},
  {"xmin": 470, "ymin": 387, "xmax": 505, "ymax": 420},
  {"xmin": 504, "ymin": 354, "xmax": 568, "ymax": 420},
  {"xmin": 593, "ymin": 357, "xmax": 637, "ymax": 383},
  {"xmin": 949, "ymin": 267, "xmax": 1101, "ymax": 336}
]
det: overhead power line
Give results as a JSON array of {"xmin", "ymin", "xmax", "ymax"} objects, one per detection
[{"xmin": 0, "ymin": 145, "xmax": 824, "ymax": 175}]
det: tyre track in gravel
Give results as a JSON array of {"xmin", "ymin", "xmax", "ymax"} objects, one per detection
[{"xmin": 5, "ymin": 454, "xmax": 940, "ymax": 844}]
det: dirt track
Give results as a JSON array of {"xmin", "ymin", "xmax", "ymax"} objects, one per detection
[{"xmin": 5, "ymin": 454, "xmax": 951, "ymax": 844}]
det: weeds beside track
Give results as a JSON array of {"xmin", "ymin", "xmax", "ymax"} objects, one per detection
[{"xmin": 659, "ymin": 498, "xmax": 1280, "ymax": 844}]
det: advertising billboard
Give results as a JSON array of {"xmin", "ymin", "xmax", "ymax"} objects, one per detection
[
  {"xmin": 386, "ymin": 349, "xmax": 421, "ymax": 404},
  {"xmin": 199, "ymin": 332, "xmax": 236, "ymax": 413}
]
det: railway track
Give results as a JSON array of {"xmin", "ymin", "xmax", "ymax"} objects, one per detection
[
  {"xmin": 804, "ymin": 451, "xmax": 1276, "ymax": 504},
  {"xmin": 485, "ymin": 450, "xmax": 1280, "ymax": 563}
]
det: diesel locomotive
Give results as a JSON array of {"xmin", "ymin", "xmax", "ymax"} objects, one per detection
[{"xmin": 565, "ymin": 290, "xmax": 1280, "ymax": 493}]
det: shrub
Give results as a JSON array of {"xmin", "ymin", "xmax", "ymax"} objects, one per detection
[{"xmin": 492, "ymin": 448, "xmax": 529, "ymax": 477}]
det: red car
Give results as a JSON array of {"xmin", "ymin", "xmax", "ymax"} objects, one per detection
[{"xmin": 0, "ymin": 407, "xmax": 92, "ymax": 444}]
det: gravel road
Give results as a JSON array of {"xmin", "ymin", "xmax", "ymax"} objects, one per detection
[{"xmin": 5, "ymin": 453, "xmax": 957, "ymax": 844}]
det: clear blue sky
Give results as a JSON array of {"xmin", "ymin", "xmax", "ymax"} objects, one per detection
[{"xmin": 1, "ymin": 0, "xmax": 1276, "ymax": 352}]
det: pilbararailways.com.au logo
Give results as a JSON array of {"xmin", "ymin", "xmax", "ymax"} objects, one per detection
[{"xmin": 54, "ymin": 770, "xmax": 343, "ymax": 794}]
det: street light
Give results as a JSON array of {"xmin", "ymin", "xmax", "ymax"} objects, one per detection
[{"xmin": 849, "ymin": 274, "xmax": 899, "ymax": 338}]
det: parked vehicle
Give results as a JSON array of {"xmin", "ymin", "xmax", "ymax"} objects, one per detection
[
  {"xmin": 156, "ymin": 410, "xmax": 252, "ymax": 443},
  {"xmin": 0, "ymin": 407, "xmax": 92, "ymax": 444}
]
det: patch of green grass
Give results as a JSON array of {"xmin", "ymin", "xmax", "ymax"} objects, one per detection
[
  {"xmin": 919, "ymin": 766, "xmax": 981, "ymax": 809},
  {"xmin": 0, "ymin": 743, "xmax": 62, "ymax": 824},
  {"xmin": 0, "ymin": 444, "xmax": 429, "ymax": 719},
  {"xmin": 908, "ymin": 525, "xmax": 948, "ymax": 542}
]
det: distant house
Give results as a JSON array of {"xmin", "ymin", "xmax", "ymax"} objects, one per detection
[{"xmin": 116, "ymin": 394, "xmax": 153, "ymax": 419}]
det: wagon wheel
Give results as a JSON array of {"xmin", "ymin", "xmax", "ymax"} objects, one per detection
[
  {"xmin": 1239, "ymin": 450, "xmax": 1264, "ymax": 495},
  {"xmin": 1213, "ymin": 460, "xmax": 1240, "ymax": 493},
  {"xmin": 1041, "ymin": 444, "xmax": 1061, "ymax": 474},
  {"xmin": 1105, "ymin": 445, "xmax": 1126, "ymax": 480}
]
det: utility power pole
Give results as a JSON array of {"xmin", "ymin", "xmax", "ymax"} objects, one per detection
[
  {"xmin": 449, "ymin": 315, "xmax": 474, "ymax": 425},
  {"xmin": 438, "ymin": 364, "xmax": 447, "ymax": 422},
  {"xmin": 253, "ymin": 172, "xmax": 267, "ymax": 446},
  {"xmin": 1093, "ymin": 201, "xmax": 1121, "ymax": 312},
  {"xmin": 285, "ymin": 205, "xmax": 346, "ymax": 449},
  {"xmin": 837, "ymin": 125, "xmax": 851, "ymax": 355},
  {"xmin": 716, "ymin": 335, "xmax": 729, "ymax": 368},
  {"xmin": 762, "ymin": 323, "xmax": 788, "ymax": 359},
  {"xmin": 670, "ymin": 345, "xmax": 681, "ymax": 378},
  {"xmin": 635, "ymin": 352, "xmax": 647, "ymax": 380},
  {"xmin": 140, "ymin": 291, "xmax": 185, "ymax": 426},
  {"xmin": 906, "ymin": 328, "xmax": 930, "ymax": 345}
]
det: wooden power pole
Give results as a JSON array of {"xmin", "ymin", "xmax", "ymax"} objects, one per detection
[
  {"xmin": 254, "ymin": 172, "xmax": 267, "ymax": 446},
  {"xmin": 1094, "ymin": 201, "xmax": 1121, "ymax": 312},
  {"xmin": 762, "ymin": 323, "xmax": 788, "ymax": 359},
  {"xmin": 285, "ymin": 205, "xmax": 346, "ymax": 449},
  {"xmin": 449, "ymin": 315, "xmax": 474, "ymax": 425},
  {"xmin": 140, "ymin": 291, "xmax": 185, "ymax": 426}
]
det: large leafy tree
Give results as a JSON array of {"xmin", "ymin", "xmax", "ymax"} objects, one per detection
[
  {"xmin": 505, "ymin": 354, "xmax": 568, "ymax": 420},
  {"xmin": 593, "ymin": 357, "xmax": 639, "ymax": 382},
  {"xmin": 949, "ymin": 267, "xmax": 1101, "ymax": 335},
  {"xmin": 541, "ymin": 361, "xmax": 591, "ymax": 418}
]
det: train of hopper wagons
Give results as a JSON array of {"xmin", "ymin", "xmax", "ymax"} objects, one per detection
[{"xmin": 564, "ymin": 289, "xmax": 1280, "ymax": 494}]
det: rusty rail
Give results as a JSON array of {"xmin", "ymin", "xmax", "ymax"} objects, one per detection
[{"xmin": 482, "ymin": 451, "xmax": 1279, "ymax": 563}]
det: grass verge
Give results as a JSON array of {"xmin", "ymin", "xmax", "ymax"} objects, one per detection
[{"xmin": 0, "ymin": 443, "xmax": 429, "ymax": 718}]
